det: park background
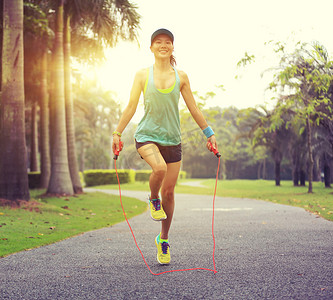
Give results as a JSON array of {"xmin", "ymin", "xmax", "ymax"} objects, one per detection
[{"xmin": 0, "ymin": 0, "xmax": 332, "ymax": 200}]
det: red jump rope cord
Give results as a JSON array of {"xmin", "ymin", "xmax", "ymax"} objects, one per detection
[{"xmin": 114, "ymin": 157, "xmax": 220, "ymax": 276}]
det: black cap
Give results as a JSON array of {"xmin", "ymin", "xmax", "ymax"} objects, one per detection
[{"xmin": 151, "ymin": 28, "xmax": 174, "ymax": 44}]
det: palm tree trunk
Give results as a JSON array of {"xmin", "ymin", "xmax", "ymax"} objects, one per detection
[
  {"xmin": 30, "ymin": 101, "xmax": 39, "ymax": 172},
  {"xmin": 64, "ymin": 14, "xmax": 83, "ymax": 193},
  {"xmin": 39, "ymin": 50, "xmax": 51, "ymax": 188},
  {"xmin": 306, "ymin": 116, "xmax": 313, "ymax": 193},
  {"xmin": 79, "ymin": 141, "xmax": 85, "ymax": 172},
  {"xmin": 47, "ymin": 0, "xmax": 73, "ymax": 195},
  {"xmin": 0, "ymin": 0, "xmax": 30, "ymax": 201}
]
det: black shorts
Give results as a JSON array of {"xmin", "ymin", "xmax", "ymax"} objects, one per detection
[{"xmin": 135, "ymin": 140, "xmax": 182, "ymax": 164}]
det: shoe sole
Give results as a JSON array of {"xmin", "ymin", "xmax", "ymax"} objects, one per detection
[{"xmin": 155, "ymin": 236, "xmax": 170, "ymax": 265}]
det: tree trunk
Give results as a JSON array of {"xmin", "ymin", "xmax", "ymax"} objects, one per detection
[
  {"xmin": 30, "ymin": 101, "xmax": 39, "ymax": 172},
  {"xmin": 79, "ymin": 141, "xmax": 85, "ymax": 172},
  {"xmin": 313, "ymin": 156, "xmax": 321, "ymax": 182},
  {"xmin": 300, "ymin": 170, "xmax": 306, "ymax": 186},
  {"xmin": 262, "ymin": 158, "xmax": 266, "ymax": 180},
  {"xmin": 292, "ymin": 152, "xmax": 299, "ymax": 186},
  {"xmin": 47, "ymin": 0, "xmax": 73, "ymax": 195},
  {"xmin": 306, "ymin": 116, "xmax": 313, "ymax": 193},
  {"xmin": 64, "ymin": 14, "xmax": 83, "ymax": 193},
  {"xmin": 273, "ymin": 149, "xmax": 282, "ymax": 186},
  {"xmin": 324, "ymin": 164, "xmax": 331, "ymax": 188},
  {"xmin": 275, "ymin": 160, "xmax": 281, "ymax": 186},
  {"xmin": 293, "ymin": 170, "xmax": 299, "ymax": 186},
  {"xmin": 39, "ymin": 50, "xmax": 51, "ymax": 188},
  {"xmin": 0, "ymin": 0, "xmax": 30, "ymax": 201}
]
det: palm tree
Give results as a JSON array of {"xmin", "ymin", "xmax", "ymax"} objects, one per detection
[
  {"xmin": 30, "ymin": 101, "xmax": 39, "ymax": 172},
  {"xmin": 22, "ymin": 1, "xmax": 53, "ymax": 188},
  {"xmin": 64, "ymin": 13, "xmax": 82, "ymax": 193},
  {"xmin": 62, "ymin": 0, "xmax": 140, "ymax": 192},
  {"xmin": 0, "ymin": 0, "xmax": 30, "ymax": 201},
  {"xmin": 39, "ymin": 50, "xmax": 51, "ymax": 188},
  {"xmin": 47, "ymin": 0, "xmax": 74, "ymax": 195}
]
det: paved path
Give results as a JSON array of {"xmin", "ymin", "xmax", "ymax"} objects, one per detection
[{"xmin": 0, "ymin": 189, "xmax": 332, "ymax": 299}]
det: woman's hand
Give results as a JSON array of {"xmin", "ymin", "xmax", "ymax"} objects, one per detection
[
  {"xmin": 206, "ymin": 135, "xmax": 218, "ymax": 152},
  {"xmin": 112, "ymin": 134, "xmax": 121, "ymax": 154}
]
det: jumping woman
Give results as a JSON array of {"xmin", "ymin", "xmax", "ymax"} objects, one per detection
[{"xmin": 112, "ymin": 28, "xmax": 218, "ymax": 265}]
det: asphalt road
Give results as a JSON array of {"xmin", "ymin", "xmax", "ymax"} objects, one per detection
[{"xmin": 0, "ymin": 188, "xmax": 332, "ymax": 299}]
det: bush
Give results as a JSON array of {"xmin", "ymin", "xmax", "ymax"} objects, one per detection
[
  {"xmin": 79, "ymin": 172, "xmax": 85, "ymax": 187},
  {"xmin": 179, "ymin": 171, "xmax": 187, "ymax": 179},
  {"xmin": 28, "ymin": 172, "xmax": 41, "ymax": 189},
  {"xmin": 135, "ymin": 170, "xmax": 152, "ymax": 182},
  {"xmin": 83, "ymin": 169, "xmax": 135, "ymax": 187}
]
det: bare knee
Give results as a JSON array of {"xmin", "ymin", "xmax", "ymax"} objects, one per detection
[
  {"xmin": 161, "ymin": 186, "xmax": 175, "ymax": 200},
  {"xmin": 152, "ymin": 164, "xmax": 167, "ymax": 181}
]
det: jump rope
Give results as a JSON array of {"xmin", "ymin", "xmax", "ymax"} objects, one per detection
[{"xmin": 113, "ymin": 141, "xmax": 221, "ymax": 276}]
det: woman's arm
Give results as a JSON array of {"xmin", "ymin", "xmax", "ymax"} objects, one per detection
[
  {"xmin": 112, "ymin": 69, "xmax": 145, "ymax": 153},
  {"xmin": 179, "ymin": 70, "xmax": 218, "ymax": 151}
]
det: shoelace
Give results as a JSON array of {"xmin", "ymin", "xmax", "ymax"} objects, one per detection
[
  {"xmin": 151, "ymin": 199, "xmax": 161, "ymax": 211},
  {"xmin": 161, "ymin": 242, "xmax": 170, "ymax": 254}
]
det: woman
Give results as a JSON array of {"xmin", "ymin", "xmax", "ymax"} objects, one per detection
[{"xmin": 112, "ymin": 28, "xmax": 218, "ymax": 265}]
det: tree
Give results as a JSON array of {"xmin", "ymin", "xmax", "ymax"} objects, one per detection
[
  {"xmin": 0, "ymin": 0, "xmax": 30, "ymax": 201},
  {"xmin": 39, "ymin": 50, "xmax": 51, "ymax": 188},
  {"xmin": 47, "ymin": 0, "xmax": 74, "ymax": 195},
  {"xmin": 73, "ymin": 80, "xmax": 119, "ymax": 170},
  {"xmin": 237, "ymin": 106, "xmax": 290, "ymax": 186},
  {"xmin": 62, "ymin": 0, "xmax": 140, "ymax": 191},
  {"xmin": 23, "ymin": 1, "xmax": 53, "ymax": 188},
  {"xmin": 270, "ymin": 42, "xmax": 333, "ymax": 193},
  {"xmin": 64, "ymin": 13, "xmax": 82, "ymax": 193}
]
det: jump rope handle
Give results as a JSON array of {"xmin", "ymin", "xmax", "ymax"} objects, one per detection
[
  {"xmin": 209, "ymin": 141, "xmax": 221, "ymax": 158},
  {"xmin": 113, "ymin": 141, "xmax": 124, "ymax": 160}
]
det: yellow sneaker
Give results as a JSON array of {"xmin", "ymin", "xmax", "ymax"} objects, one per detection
[
  {"xmin": 148, "ymin": 196, "xmax": 167, "ymax": 221},
  {"xmin": 155, "ymin": 234, "xmax": 171, "ymax": 265}
]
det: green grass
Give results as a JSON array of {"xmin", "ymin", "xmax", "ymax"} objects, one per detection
[
  {"xmin": 95, "ymin": 179, "xmax": 333, "ymax": 221},
  {"xmin": 0, "ymin": 190, "xmax": 147, "ymax": 258}
]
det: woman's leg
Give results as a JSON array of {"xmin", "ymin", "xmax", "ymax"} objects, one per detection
[
  {"xmin": 160, "ymin": 161, "xmax": 181, "ymax": 240},
  {"xmin": 137, "ymin": 143, "xmax": 166, "ymax": 199}
]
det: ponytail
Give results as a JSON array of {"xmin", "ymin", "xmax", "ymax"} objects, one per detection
[{"xmin": 170, "ymin": 54, "xmax": 177, "ymax": 66}]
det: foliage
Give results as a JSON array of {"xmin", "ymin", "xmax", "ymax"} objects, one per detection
[
  {"xmin": 268, "ymin": 41, "xmax": 333, "ymax": 192},
  {"xmin": 83, "ymin": 169, "xmax": 135, "ymax": 186},
  {"xmin": 135, "ymin": 170, "xmax": 152, "ymax": 182},
  {"xmin": 73, "ymin": 78, "xmax": 120, "ymax": 170},
  {"xmin": 82, "ymin": 169, "xmax": 186, "ymax": 186}
]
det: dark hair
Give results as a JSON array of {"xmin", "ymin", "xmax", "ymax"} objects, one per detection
[{"xmin": 170, "ymin": 54, "xmax": 176, "ymax": 66}]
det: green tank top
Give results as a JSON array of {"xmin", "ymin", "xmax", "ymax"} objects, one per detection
[{"xmin": 134, "ymin": 65, "xmax": 181, "ymax": 146}]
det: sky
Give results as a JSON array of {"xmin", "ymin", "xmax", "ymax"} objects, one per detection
[{"xmin": 91, "ymin": 0, "xmax": 333, "ymax": 122}]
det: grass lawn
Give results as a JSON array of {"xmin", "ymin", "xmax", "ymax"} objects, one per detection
[
  {"xmin": 0, "ymin": 190, "xmax": 147, "ymax": 258},
  {"xmin": 94, "ymin": 179, "xmax": 333, "ymax": 221}
]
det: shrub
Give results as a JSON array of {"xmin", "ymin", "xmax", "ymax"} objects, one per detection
[
  {"xmin": 28, "ymin": 172, "xmax": 41, "ymax": 189},
  {"xmin": 79, "ymin": 172, "xmax": 85, "ymax": 187},
  {"xmin": 135, "ymin": 170, "xmax": 187, "ymax": 182},
  {"xmin": 135, "ymin": 170, "xmax": 152, "ymax": 182},
  {"xmin": 83, "ymin": 169, "xmax": 135, "ymax": 187}
]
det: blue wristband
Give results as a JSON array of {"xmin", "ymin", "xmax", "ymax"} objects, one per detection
[{"xmin": 203, "ymin": 126, "xmax": 215, "ymax": 138}]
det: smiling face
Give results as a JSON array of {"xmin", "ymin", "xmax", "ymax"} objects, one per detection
[{"xmin": 150, "ymin": 34, "xmax": 174, "ymax": 59}]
